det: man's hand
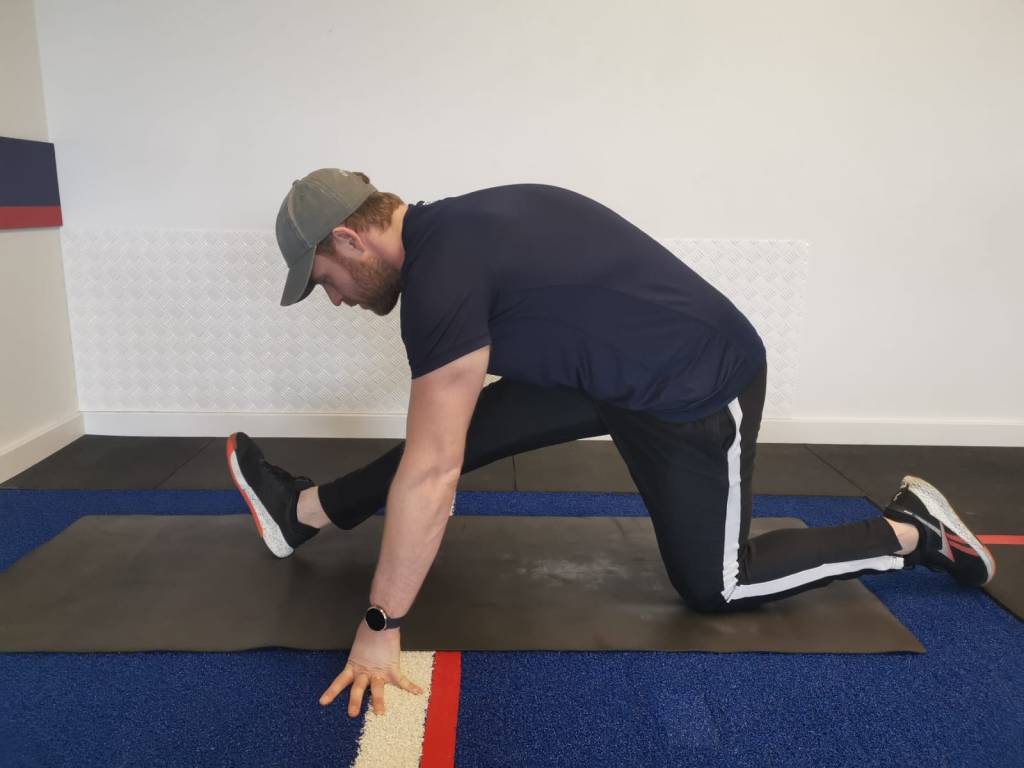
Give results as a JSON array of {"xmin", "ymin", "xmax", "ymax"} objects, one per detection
[{"xmin": 319, "ymin": 617, "xmax": 424, "ymax": 718}]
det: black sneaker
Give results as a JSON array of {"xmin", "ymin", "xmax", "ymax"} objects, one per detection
[
  {"xmin": 225, "ymin": 431, "xmax": 320, "ymax": 558},
  {"xmin": 883, "ymin": 474, "xmax": 996, "ymax": 587}
]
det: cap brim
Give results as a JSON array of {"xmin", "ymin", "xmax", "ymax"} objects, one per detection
[{"xmin": 280, "ymin": 246, "xmax": 317, "ymax": 307}]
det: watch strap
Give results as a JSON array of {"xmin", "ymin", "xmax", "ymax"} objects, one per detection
[{"xmin": 366, "ymin": 605, "xmax": 405, "ymax": 630}]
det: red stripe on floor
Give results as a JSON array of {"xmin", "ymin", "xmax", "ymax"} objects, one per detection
[
  {"xmin": 978, "ymin": 535, "xmax": 1024, "ymax": 546},
  {"xmin": 420, "ymin": 651, "xmax": 462, "ymax": 767}
]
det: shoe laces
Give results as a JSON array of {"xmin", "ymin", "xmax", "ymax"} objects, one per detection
[{"xmin": 261, "ymin": 459, "xmax": 313, "ymax": 488}]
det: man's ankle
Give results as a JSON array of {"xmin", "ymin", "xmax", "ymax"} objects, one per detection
[
  {"xmin": 886, "ymin": 517, "xmax": 919, "ymax": 556},
  {"xmin": 297, "ymin": 486, "xmax": 330, "ymax": 529}
]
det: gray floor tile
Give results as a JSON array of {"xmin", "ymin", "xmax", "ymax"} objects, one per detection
[
  {"xmin": 0, "ymin": 435, "xmax": 211, "ymax": 490},
  {"xmin": 160, "ymin": 435, "xmax": 515, "ymax": 491},
  {"xmin": 514, "ymin": 441, "xmax": 638, "ymax": 492},
  {"xmin": 513, "ymin": 441, "xmax": 861, "ymax": 496},
  {"xmin": 808, "ymin": 445, "xmax": 1024, "ymax": 529},
  {"xmin": 750, "ymin": 444, "xmax": 863, "ymax": 496}
]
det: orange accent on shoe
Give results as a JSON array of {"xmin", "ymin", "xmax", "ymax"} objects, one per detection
[{"xmin": 226, "ymin": 433, "xmax": 265, "ymax": 539}]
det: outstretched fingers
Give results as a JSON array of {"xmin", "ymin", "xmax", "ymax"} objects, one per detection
[
  {"xmin": 369, "ymin": 675, "xmax": 386, "ymax": 715},
  {"xmin": 320, "ymin": 663, "xmax": 424, "ymax": 718},
  {"xmin": 319, "ymin": 665, "xmax": 354, "ymax": 706},
  {"xmin": 348, "ymin": 671, "xmax": 371, "ymax": 717},
  {"xmin": 395, "ymin": 672, "xmax": 424, "ymax": 695}
]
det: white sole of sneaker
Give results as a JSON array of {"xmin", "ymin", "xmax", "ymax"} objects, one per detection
[
  {"xmin": 226, "ymin": 433, "xmax": 293, "ymax": 559},
  {"xmin": 902, "ymin": 474, "xmax": 996, "ymax": 585}
]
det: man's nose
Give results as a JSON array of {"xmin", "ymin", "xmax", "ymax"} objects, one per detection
[{"xmin": 324, "ymin": 285, "xmax": 342, "ymax": 306}]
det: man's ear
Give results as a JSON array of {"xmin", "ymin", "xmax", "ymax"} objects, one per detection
[{"xmin": 329, "ymin": 226, "xmax": 365, "ymax": 259}]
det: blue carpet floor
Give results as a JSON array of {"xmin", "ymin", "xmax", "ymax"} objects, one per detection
[{"xmin": 0, "ymin": 489, "xmax": 1021, "ymax": 768}]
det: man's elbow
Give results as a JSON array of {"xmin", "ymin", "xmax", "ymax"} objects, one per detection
[
  {"xmin": 393, "ymin": 460, "xmax": 461, "ymax": 519},
  {"xmin": 432, "ymin": 461, "xmax": 463, "ymax": 487},
  {"xmin": 398, "ymin": 453, "xmax": 463, "ymax": 488}
]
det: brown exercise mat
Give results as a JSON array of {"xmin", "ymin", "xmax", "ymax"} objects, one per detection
[
  {"xmin": 984, "ymin": 544, "xmax": 1024, "ymax": 620},
  {"xmin": 0, "ymin": 514, "xmax": 923, "ymax": 654}
]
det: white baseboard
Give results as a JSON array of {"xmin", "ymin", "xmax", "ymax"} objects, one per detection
[
  {"xmin": 758, "ymin": 417, "xmax": 1024, "ymax": 446},
  {"xmin": 83, "ymin": 411, "xmax": 411, "ymax": 440},
  {"xmin": 0, "ymin": 412, "xmax": 85, "ymax": 484},
  {"xmin": 79, "ymin": 411, "xmax": 1024, "ymax": 447},
  {"xmin": 2, "ymin": 411, "xmax": 1018, "ymax": 486}
]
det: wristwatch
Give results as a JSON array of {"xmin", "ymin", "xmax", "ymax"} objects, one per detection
[{"xmin": 365, "ymin": 604, "xmax": 405, "ymax": 631}]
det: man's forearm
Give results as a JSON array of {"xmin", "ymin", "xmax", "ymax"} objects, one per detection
[{"xmin": 368, "ymin": 462, "xmax": 459, "ymax": 620}]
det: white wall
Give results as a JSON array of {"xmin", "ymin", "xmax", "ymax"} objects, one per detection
[
  {"xmin": 0, "ymin": 0, "xmax": 83, "ymax": 484},
  {"xmin": 29, "ymin": 0, "xmax": 1024, "ymax": 445}
]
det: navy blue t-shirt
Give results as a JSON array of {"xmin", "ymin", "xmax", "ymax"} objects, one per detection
[{"xmin": 399, "ymin": 183, "xmax": 766, "ymax": 423}]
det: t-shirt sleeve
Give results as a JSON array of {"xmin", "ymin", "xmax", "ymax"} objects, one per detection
[{"xmin": 400, "ymin": 241, "xmax": 492, "ymax": 379}]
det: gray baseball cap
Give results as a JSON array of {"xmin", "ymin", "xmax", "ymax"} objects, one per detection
[{"xmin": 276, "ymin": 168, "xmax": 377, "ymax": 307}]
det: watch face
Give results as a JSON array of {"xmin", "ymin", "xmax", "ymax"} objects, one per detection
[{"xmin": 366, "ymin": 607, "xmax": 386, "ymax": 631}]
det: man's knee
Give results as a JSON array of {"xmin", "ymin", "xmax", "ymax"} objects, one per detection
[
  {"xmin": 671, "ymin": 576, "xmax": 750, "ymax": 615},
  {"xmin": 682, "ymin": 590, "xmax": 733, "ymax": 614}
]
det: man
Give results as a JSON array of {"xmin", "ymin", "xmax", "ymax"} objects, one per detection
[{"xmin": 226, "ymin": 168, "xmax": 996, "ymax": 719}]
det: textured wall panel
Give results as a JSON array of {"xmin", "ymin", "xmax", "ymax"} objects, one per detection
[
  {"xmin": 662, "ymin": 238, "xmax": 809, "ymax": 418},
  {"xmin": 61, "ymin": 230, "xmax": 808, "ymax": 418}
]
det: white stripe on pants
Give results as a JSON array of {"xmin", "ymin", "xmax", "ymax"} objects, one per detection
[{"xmin": 719, "ymin": 396, "xmax": 903, "ymax": 604}]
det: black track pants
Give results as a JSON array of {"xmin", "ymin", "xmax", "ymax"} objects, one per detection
[
  {"xmin": 316, "ymin": 376, "xmax": 609, "ymax": 530},
  {"xmin": 317, "ymin": 364, "xmax": 904, "ymax": 613}
]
